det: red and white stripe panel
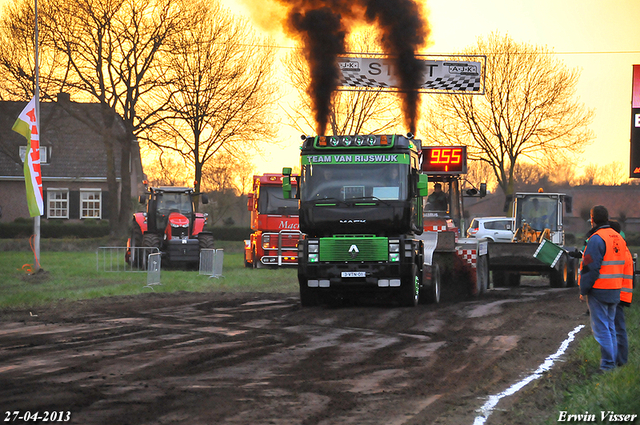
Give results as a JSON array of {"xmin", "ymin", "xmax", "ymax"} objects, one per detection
[
  {"xmin": 425, "ymin": 225, "xmax": 447, "ymax": 232},
  {"xmin": 456, "ymin": 248, "xmax": 477, "ymax": 269}
]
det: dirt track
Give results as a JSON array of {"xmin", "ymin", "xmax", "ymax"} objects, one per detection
[{"xmin": 0, "ymin": 280, "xmax": 589, "ymax": 425}]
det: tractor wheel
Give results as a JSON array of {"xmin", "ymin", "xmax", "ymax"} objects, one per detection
[
  {"xmin": 399, "ymin": 264, "xmax": 419, "ymax": 307},
  {"xmin": 198, "ymin": 233, "xmax": 215, "ymax": 250},
  {"xmin": 550, "ymin": 255, "xmax": 568, "ymax": 288},
  {"xmin": 141, "ymin": 233, "xmax": 161, "ymax": 270},
  {"xmin": 129, "ymin": 223, "xmax": 143, "ymax": 268}
]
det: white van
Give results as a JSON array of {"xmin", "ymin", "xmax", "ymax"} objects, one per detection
[{"xmin": 467, "ymin": 217, "xmax": 515, "ymax": 242}]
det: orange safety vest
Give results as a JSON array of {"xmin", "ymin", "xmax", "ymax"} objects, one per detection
[
  {"xmin": 621, "ymin": 248, "xmax": 634, "ymax": 304},
  {"xmin": 591, "ymin": 228, "xmax": 626, "ymax": 290}
]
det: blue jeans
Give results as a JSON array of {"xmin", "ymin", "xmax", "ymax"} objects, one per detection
[
  {"xmin": 615, "ymin": 304, "xmax": 628, "ymax": 366},
  {"xmin": 587, "ymin": 295, "xmax": 618, "ymax": 371}
]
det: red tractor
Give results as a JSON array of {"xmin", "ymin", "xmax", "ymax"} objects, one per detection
[{"xmin": 126, "ymin": 186, "xmax": 214, "ymax": 268}]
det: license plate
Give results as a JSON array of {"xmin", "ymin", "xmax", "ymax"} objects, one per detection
[{"xmin": 341, "ymin": 271, "xmax": 366, "ymax": 278}]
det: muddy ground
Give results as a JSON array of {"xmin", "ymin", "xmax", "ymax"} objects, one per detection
[{"xmin": 0, "ymin": 280, "xmax": 589, "ymax": 425}]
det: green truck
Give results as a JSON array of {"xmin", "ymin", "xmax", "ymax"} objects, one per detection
[{"xmin": 283, "ymin": 134, "xmax": 440, "ymax": 307}]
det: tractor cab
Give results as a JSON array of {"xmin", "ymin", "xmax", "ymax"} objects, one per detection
[
  {"xmin": 512, "ymin": 192, "xmax": 572, "ymax": 245},
  {"xmin": 421, "ymin": 146, "xmax": 485, "ymax": 237},
  {"xmin": 144, "ymin": 188, "xmax": 197, "ymax": 237}
]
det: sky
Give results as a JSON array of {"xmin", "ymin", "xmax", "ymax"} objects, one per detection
[{"xmin": 223, "ymin": 0, "xmax": 640, "ymax": 179}]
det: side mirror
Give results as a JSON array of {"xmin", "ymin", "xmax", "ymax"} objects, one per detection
[
  {"xmin": 247, "ymin": 193, "xmax": 255, "ymax": 211},
  {"xmin": 565, "ymin": 196, "xmax": 572, "ymax": 214},
  {"xmin": 417, "ymin": 174, "xmax": 428, "ymax": 197},
  {"xmin": 138, "ymin": 195, "xmax": 146, "ymax": 204},
  {"xmin": 283, "ymin": 176, "xmax": 292, "ymax": 199},
  {"xmin": 479, "ymin": 183, "xmax": 487, "ymax": 198},
  {"xmin": 201, "ymin": 193, "xmax": 209, "ymax": 205}
]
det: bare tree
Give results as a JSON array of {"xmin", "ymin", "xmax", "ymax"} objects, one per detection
[
  {"xmin": 147, "ymin": 0, "xmax": 278, "ymax": 196},
  {"xmin": 423, "ymin": 32, "xmax": 594, "ymax": 200},
  {"xmin": 37, "ymin": 0, "xmax": 194, "ymax": 234},
  {"xmin": 598, "ymin": 161, "xmax": 628, "ymax": 186},
  {"xmin": 0, "ymin": 0, "xmax": 70, "ymax": 101},
  {"xmin": 283, "ymin": 28, "xmax": 403, "ymax": 136}
]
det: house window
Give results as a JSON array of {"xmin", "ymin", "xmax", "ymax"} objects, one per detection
[
  {"xmin": 47, "ymin": 189, "xmax": 69, "ymax": 218},
  {"xmin": 20, "ymin": 146, "xmax": 48, "ymax": 163},
  {"xmin": 80, "ymin": 190, "xmax": 101, "ymax": 219}
]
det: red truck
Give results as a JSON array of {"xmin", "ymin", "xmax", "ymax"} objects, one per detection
[{"xmin": 244, "ymin": 173, "xmax": 301, "ymax": 268}]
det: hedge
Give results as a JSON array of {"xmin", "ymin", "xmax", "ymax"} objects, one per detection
[
  {"xmin": 208, "ymin": 227, "xmax": 252, "ymax": 241},
  {"xmin": 0, "ymin": 220, "xmax": 252, "ymax": 241},
  {"xmin": 0, "ymin": 220, "xmax": 110, "ymax": 238}
]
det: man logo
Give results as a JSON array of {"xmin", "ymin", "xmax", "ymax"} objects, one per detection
[{"xmin": 348, "ymin": 244, "xmax": 359, "ymax": 259}]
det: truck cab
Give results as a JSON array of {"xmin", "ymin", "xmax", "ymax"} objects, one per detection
[
  {"xmin": 287, "ymin": 134, "xmax": 429, "ymax": 307},
  {"xmin": 244, "ymin": 174, "xmax": 301, "ymax": 268}
]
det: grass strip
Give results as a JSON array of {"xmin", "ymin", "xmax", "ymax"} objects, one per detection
[{"xmin": 0, "ymin": 246, "xmax": 298, "ymax": 310}]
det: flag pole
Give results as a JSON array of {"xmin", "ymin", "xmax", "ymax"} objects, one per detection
[{"xmin": 34, "ymin": 0, "xmax": 41, "ymax": 272}]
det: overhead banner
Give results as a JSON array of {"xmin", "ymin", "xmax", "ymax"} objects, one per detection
[
  {"xmin": 338, "ymin": 56, "xmax": 484, "ymax": 93},
  {"xmin": 631, "ymin": 65, "xmax": 640, "ymax": 178}
]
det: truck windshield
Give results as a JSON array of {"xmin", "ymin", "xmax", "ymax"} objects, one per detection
[
  {"xmin": 300, "ymin": 163, "xmax": 408, "ymax": 203},
  {"xmin": 157, "ymin": 193, "xmax": 192, "ymax": 216},
  {"xmin": 518, "ymin": 196, "xmax": 558, "ymax": 231},
  {"xmin": 258, "ymin": 186, "xmax": 299, "ymax": 215}
]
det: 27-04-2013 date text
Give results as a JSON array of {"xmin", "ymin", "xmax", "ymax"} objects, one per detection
[{"xmin": 4, "ymin": 411, "xmax": 71, "ymax": 422}]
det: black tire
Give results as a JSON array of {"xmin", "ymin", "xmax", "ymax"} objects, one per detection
[
  {"xmin": 493, "ymin": 270, "xmax": 506, "ymax": 287},
  {"xmin": 507, "ymin": 272, "xmax": 521, "ymax": 287},
  {"xmin": 198, "ymin": 233, "xmax": 214, "ymax": 250},
  {"xmin": 422, "ymin": 263, "xmax": 441, "ymax": 304},
  {"xmin": 550, "ymin": 255, "xmax": 568, "ymax": 288},
  {"xmin": 399, "ymin": 264, "xmax": 419, "ymax": 307},
  {"xmin": 141, "ymin": 233, "xmax": 161, "ymax": 270},
  {"xmin": 129, "ymin": 223, "xmax": 143, "ymax": 268},
  {"xmin": 476, "ymin": 255, "xmax": 489, "ymax": 295},
  {"xmin": 567, "ymin": 257, "xmax": 579, "ymax": 287},
  {"xmin": 253, "ymin": 248, "xmax": 265, "ymax": 269},
  {"xmin": 299, "ymin": 278, "xmax": 318, "ymax": 307}
]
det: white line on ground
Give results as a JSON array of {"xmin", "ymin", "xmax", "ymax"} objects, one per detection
[{"xmin": 473, "ymin": 324, "xmax": 585, "ymax": 425}]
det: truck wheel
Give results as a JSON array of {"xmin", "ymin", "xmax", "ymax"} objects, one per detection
[
  {"xmin": 422, "ymin": 263, "xmax": 441, "ymax": 304},
  {"xmin": 299, "ymin": 279, "xmax": 318, "ymax": 307},
  {"xmin": 550, "ymin": 255, "xmax": 568, "ymax": 288},
  {"xmin": 399, "ymin": 265, "xmax": 419, "ymax": 307},
  {"xmin": 141, "ymin": 233, "xmax": 161, "ymax": 270},
  {"xmin": 252, "ymin": 248, "xmax": 265, "ymax": 269},
  {"xmin": 476, "ymin": 255, "xmax": 489, "ymax": 295}
]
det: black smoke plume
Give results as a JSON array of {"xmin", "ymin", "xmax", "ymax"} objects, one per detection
[{"xmin": 275, "ymin": 0, "xmax": 429, "ymax": 135}]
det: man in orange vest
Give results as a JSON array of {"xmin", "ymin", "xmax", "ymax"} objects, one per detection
[
  {"xmin": 609, "ymin": 220, "xmax": 634, "ymax": 366},
  {"xmin": 579, "ymin": 206, "xmax": 625, "ymax": 372}
]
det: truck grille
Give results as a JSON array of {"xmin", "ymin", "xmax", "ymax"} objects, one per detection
[{"xmin": 319, "ymin": 236, "xmax": 388, "ymax": 262}]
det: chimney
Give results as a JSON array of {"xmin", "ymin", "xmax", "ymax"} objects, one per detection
[{"xmin": 57, "ymin": 92, "xmax": 71, "ymax": 103}]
